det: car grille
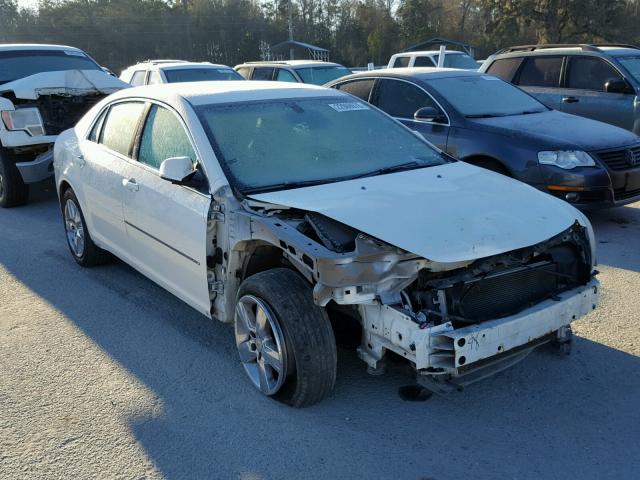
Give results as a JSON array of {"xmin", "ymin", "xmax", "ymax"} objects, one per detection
[
  {"xmin": 36, "ymin": 94, "xmax": 105, "ymax": 136},
  {"xmin": 447, "ymin": 262, "xmax": 559, "ymax": 322},
  {"xmin": 614, "ymin": 187, "xmax": 640, "ymax": 201},
  {"xmin": 595, "ymin": 145, "xmax": 640, "ymax": 171}
]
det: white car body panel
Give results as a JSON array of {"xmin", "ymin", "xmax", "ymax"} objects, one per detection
[{"xmin": 251, "ymin": 162, "xmax": 588, "ymax": 263}]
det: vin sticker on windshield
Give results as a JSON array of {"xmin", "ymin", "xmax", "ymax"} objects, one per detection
[
  {"xmin": 64, "ymin": 50, "xmax": 86, "ymax": 57},
  {"xmin": 328, "ymin": 102, "xmax": 370, "ymax": 112}
]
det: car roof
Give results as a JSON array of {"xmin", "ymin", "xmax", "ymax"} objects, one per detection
[
  {"xmin": 111, "ymin": 80, "xmax": 343, "ymax": 106},
  {"xmin": 493, "ymin": 45, "xmax": 640, "ymax": 58},
  {"xmin": 236, "ymin": 60, "xmax": 344, "ymax": 68},
  {"xmin": 158, "ymin": 62, "xmax": 234, "ymax": 71},
  {"xmin": 332, "ymin": 67, "xmax": 483, "ymax": 83},
  {"xmin": 393, "ymin": 50, "xmax": 468, "ymax": 56},
  {"xmin": 0, "ymin": 43, "xmax": 84, "ymax": 52}
]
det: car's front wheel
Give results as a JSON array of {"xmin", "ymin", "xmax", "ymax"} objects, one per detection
[
  {"xmin": 235, "ymin": 268, "xmax": 337, "ymax": 407},
  {"xmin": 61, "ymin": 188, "xmax": 110, "ymax": 267}
]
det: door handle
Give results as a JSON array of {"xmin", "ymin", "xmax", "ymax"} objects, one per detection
[
  {"xmin": 122, "ymin": 178, "xmax": 139, "ymax": 191},
  {"xmin": 562, "ymin": 96, "xmax": 579, "ymax": 104}
]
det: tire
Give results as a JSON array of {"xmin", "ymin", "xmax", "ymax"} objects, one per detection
[
  {"xmin": 235, "ymin": 268, "xmax": 337, "ymax": 407},
  {"xmin": 61, "ymin": 188, "xmax": 111, "ymax": 267},
  {"xmin": 0, "ymin": 147, "xmax": 29, "ymax": 208},
  {"xmin": 470, "ymin": 158, "xmax": 511, "ymax": 176}
]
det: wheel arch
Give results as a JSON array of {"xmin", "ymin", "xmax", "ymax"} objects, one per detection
[{"xmin": 462, "ymin": 154, "xmax": 513, "ymax": 176}]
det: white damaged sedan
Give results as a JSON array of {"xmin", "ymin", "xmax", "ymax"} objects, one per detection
[{"xmin": 54, "ymin": 81, "xmax": 599, "ymax": 406}]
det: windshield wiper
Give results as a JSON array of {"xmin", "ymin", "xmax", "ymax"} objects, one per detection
[
  {"xmin": 347, "ymin": 161, "xmax": 429, "ymax": 180},
  {"xmin": 242, "ymin": 178, "xmax": 333, "ymax": 194}
]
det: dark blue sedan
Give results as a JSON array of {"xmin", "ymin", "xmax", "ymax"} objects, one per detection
[{"xmin": 327, "ymin": 68, "xmax": 640, "ymax": 209}]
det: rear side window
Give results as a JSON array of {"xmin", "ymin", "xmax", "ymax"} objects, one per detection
[
  {"xmin": 391, "ymin": 56, "xmax": 410, "ymax": 68},
  {"xmin": 138, "ymin": 105, "xmax": 196, "ymax": 169},
  {"xmin": 147, "ymin": 71, "xmax": 162, "ymax": 85},
  {"xmin": 236, "ymin": 67, "xmax": 250, "ymax": 79},
  {"xmin": 88, "ymin": 108, "xmax": 108, "ymax": 142},
  {"xmin": 275, "ymin": 68, "xmax": 298, "ymax": 82},
  {"xmin": 373, "ymin": 79, "xmax": 437, "ymax": 118},
  {"xmin": 100, "ymin": 102, "xmax": 145, "ymax": 156},
  {"xmin": 252, "ymin": 67, "xmax": 274, "ymax": 80},
  {"xmin": 486, "ymin": 57, "xmax": 523, "ymax": 82},
  {"xmin": 334, "ymin": 79, "xmax": 374, "ymax": 101},
  {"xmin": 129, "ymin": 70, "xmax": 146, "ymax": 86},
  {"xmin": 517, "ymin": 57, "xmax": 563, "ymax": 87},
  {"xmin": 567, "ymin": 57, "xmax": 622, "ymax": 91},
  {"xmin": 414, "ymin": 56, "xmax": 436, "ymax": 67}
]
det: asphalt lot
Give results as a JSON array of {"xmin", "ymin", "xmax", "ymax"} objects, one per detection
[{"xmin": 1, "ymin": 182, "xmax": 639, "ymax": 480}]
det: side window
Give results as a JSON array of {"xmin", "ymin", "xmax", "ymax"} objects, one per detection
[
  {"xmin": 88, "ymin": 108, "xmax": 108, "ymax": 142},
  {"xmin": 413, "ymin": 56, "xmax": 436, "ymax": 67},
  {"xmin": 236, "ymin": 67, "xmax": 251, "ymax": 79},
  {"xmin": 517, "ymin": 57, "xmax": 563, "ymax": 87},
  {"xmin": 567, "ymin": 57, "xmax": 622, "ymax": 91},
  {"xmin": 391, "ymin": 56, "xmax": 410, "ymax": 68},
  {"xmin": 485, "ymin": 57, "xmax": 523, "ymax": 82},
  {"xmin": 138, "ymin": 105, "xmax": 196, "ymax": 170},
  {"xmin": 373, "ymin": 79, "xmax": 438, "ymax": 119},
  {"xmin": 147, "ymin": 71, "xmax": 162, "ymax": 85},
  {"xmin": 100, "ymin": 102, "xmax": 145, "ymax": 156},
  {"xmin": 276, "ymin": 68, "xmax": 298, "ymax": 82},
  {"xmin": 335, "ymin": 79, "xmax": 374, "ymax": 102},
  {"xmin": 130, "ymin": 70, "xmax": 147, "ymax": 86},
  {"xmin": 252, "ymin": 67, "xmax": 275, "ymax": 80}
]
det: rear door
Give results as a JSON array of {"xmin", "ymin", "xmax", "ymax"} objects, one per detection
[
  {"xmin": 561, "ymin": 55, "xmax": 635, "ymax": 130},
  {"xmin": 514, "ymin": 56, "xmax": 565, "ymax": 110},
  {"xmin": 370, "ymin": 78, "xmax": 450, "ymax": 150},
  {"xmin": 121, "ymin": 103, "xmax": 212, "ymax": 316},
  {"xmin": 78, "ymin": 101, "xmax": 146, "ymax": 257}
]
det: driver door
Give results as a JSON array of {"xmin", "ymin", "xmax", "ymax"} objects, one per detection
[{"xmin": 122, "ymin": 103, "xmax": 212, "ymax": 316}]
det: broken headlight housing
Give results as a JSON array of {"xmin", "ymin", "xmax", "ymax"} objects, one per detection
[
  {"xmin": 538, "ymin": 150, "xmax": 595, "ymax": 169},
  {"xmin": 1, "ymin": 107, "xmax": 45, "ymax": 136}
]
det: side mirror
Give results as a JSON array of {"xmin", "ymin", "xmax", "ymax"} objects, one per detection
[
  {"xmin": 159, "ymin": 156, "xmax": 196, "ymax": 184},
  {"xmin": 414, "ymin": 106, "xmax": 445, "ymax": 123},
  {"xmin": 605, "ymin": 78, "xmax": 633, "ymax": 94}
]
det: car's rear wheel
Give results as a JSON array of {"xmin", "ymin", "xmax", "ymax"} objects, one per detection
[
  {"xmin": 0, "ymin": 148, "xmax": 29, "ymax": 208},
  {"xmin": 235, "ymin": 268, "xmax": 337, "ymax": 407},
  {"xmin": 61, "ymin": 188, "xmax": 111, "ymax": 267}
]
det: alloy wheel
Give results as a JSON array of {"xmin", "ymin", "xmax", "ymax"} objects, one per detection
[
  {"xmin": 64, "ymin": 199, "xmax": 85, "ymax": 258},
  {"xmin": 235, "ymin": 294, "xmax": 288, "ymax": 395}
]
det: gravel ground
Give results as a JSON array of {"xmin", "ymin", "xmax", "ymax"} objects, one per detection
[{"xmin": 1, "ymin": 183, "xmax": 639, "ymax": 480}]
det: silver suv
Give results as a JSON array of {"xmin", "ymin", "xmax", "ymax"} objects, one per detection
[{"xmin": 480, "ymin": 44, "xmax": 640, "ymax": 134}]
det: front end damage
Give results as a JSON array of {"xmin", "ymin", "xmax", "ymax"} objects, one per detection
[{"xmin": 217, "ymin": 195, "xmax": 599, "ymax": 393}]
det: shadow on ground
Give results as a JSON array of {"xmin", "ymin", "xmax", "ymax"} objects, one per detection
[{"xmin": 1, "ymin": 188, "xmax": 639, "ymax": 479}]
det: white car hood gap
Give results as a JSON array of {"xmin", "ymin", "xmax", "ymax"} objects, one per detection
[{"xmin": 250, "ymin": 162, "xmax": 582, "ymax": 263}]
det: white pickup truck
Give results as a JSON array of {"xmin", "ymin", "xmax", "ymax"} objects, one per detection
[{"xmin": 0, "ymin": 44, "xmax": 128, "ymax": 207}]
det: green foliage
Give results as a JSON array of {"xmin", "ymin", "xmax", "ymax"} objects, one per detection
[{"xmin": 1, "ymin": 0, "xmax": 638, "ymax": 70}]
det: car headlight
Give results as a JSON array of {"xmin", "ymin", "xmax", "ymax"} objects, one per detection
[
  {"xmin": 1, "ymin": 107, "xmax": 45, "ymax": 136},
  {"xmin": 538, "ymin": 151, "xmax": 595, "ymax": 169}
]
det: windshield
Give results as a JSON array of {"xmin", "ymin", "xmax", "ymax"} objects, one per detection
[
  {"xmin": 432, "ymin": 54, "xmax": 479, "ymax": 70},
  {"xmin": 426, "ymin": 75, "xmax": 547, "ymax": 117},
  {"xmin": 164, "ymin": 67, "xmax": 244, "ymax": 83},
  {"xmin": 0, "ymin": 49, "xmax": 101, "ymax": 85},
  {"xmin": 197, "ymin": 96, "xmax": 445, "ymax": 193},
  {"xmin": 294, "ymin": 66, "xmax": 352, "ymax": 85},
  {"xmin": 616, "ymin": 56, "xmax": 640, "ymax": 84}
]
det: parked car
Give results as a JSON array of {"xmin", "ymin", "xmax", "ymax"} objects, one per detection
[
  {"xmin": 0, "ymin": 43, "xmax": 128, "ymax": 207},
  {"xmin": 480, "ymin": 44, "xmax": 640, "ymax": 134},
  {"xmin": 234, "ymin": 60, "xmax": 351, "ymax": 85},
  {"xmin": 120, "ymin": 60, "xmax": 243, "ymax": 86},
  {"xmin": 327, "ymin": 68, "xmax": 640, "ymax": 209},
  {"xmin": 54, "ymin": 81, "xmax": 599, "ymax": 406},
  {"xmin": 388, "ymin": 50, "xmax": 479, "ymax": 70}
]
